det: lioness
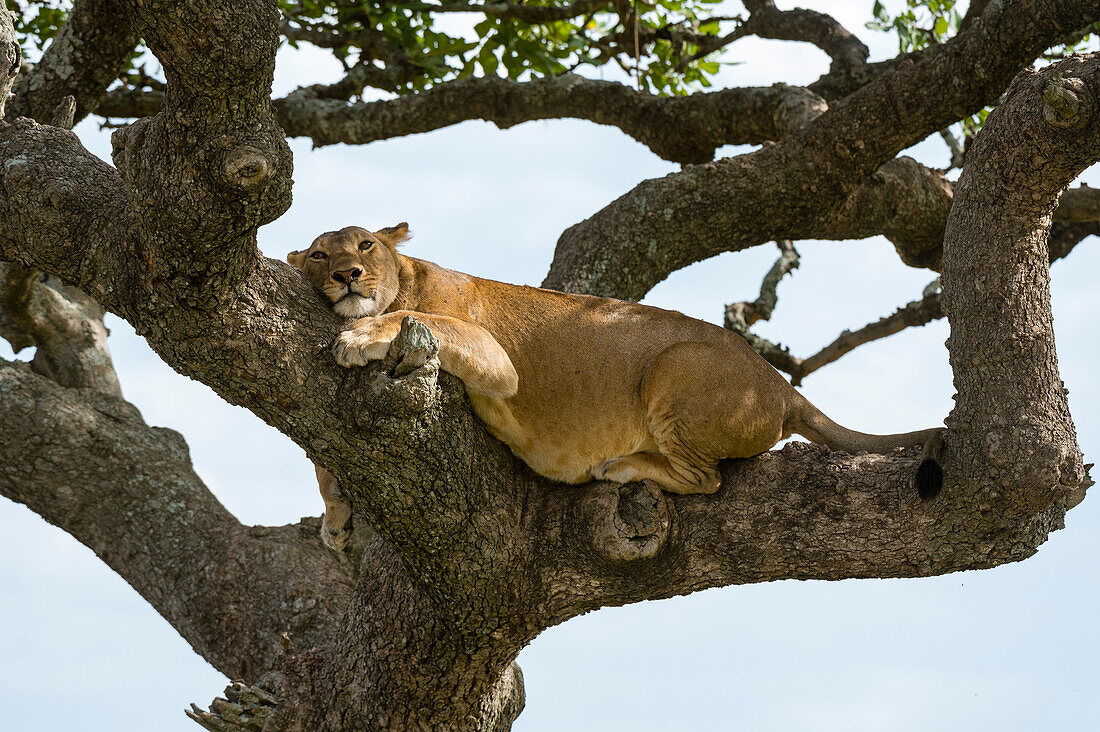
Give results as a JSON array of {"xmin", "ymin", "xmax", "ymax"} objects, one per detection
[{"xmin": 290, "ymin": 224, "xmax": 944, "ymax": 550}]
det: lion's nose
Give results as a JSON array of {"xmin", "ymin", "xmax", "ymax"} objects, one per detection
[{"xmin": 331, "ymin": 267, "xmax": 363, "ymax": 284}]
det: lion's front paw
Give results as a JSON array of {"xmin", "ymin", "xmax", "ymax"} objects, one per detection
[
  {"xmin": 333, "ymin": 329, "xmax": 391, "ymax": 367},
  {"xmin": 321, "ymin": 513, "xmax": 353, "ymax": 552}
]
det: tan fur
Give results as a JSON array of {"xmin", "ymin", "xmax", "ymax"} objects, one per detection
[
  {"xmin": 315, "ymin": 465, "xmax": 352, "ymax": 551},
  {"xmin": 290, "ymin": 225, "xmax": 942, "ymax": 545}
]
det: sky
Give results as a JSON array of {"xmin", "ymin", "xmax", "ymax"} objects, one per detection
[{"xmin": 2, "ymin": 2, "xmax": 1099, "ymax": 730}]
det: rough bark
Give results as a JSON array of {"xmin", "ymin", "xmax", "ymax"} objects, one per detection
[
  {"xmin": 543, "ymin": 0, "xmax": 1100, "ymax": 299},
  {"xmin": 6, "ymin": 0, "xmax": 138, "ymax": 124},
  {"xmin": 0, "ymin": 8, "xmax": 17, "ymax": 122},
  {"xmin": 275, "ymin": 75, "xmax": 827, "ymax": 165},
  {"xmin": 940, "ymin": 56, "xmax": 1097, "ymax": 517},
  {"xmin": 0, "ymin": 361, "xmax": 356, "ymax": 680},
  {"xmin": 0, "ymin": 3, "xmax": 1097, "ymax": 730}
]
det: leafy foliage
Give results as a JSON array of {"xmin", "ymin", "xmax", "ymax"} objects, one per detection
[
  {"xmin": 8, "ymin": 0, "xmax": 1098, "ymax": 109},
  {"xmin": 8, "ymin": 0, "xmax": 68, "ymax": 59},
  {"xmin": 866, "ymin": 1, "xmax": 1097, "ymax": 164},
  {"xmin": 8, "ymin": 0, "xmax": 737, "ymax": 95},
  {"xmin": 866, "ymin": 0, "xmax": 961, "ymax": 54},
  {"xmin": 278, "ymin": 0, "xmax": 733, "ymax": 96}
]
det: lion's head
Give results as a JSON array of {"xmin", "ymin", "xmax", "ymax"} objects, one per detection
[{"xmin": 287, "ymin": 223, "xmax": 410, "ymax": 318}]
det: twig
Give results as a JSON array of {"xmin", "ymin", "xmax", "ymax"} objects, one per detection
[
  {"xmin": 725, "ymin": 265, "xmax": 945, "ymax": 386},
  {"xmin": 938, "ymin": 127, "xmax": 965, "ymax": 170},
  {"xmin": 793, "ymin": 284, "xmax": 943, "ymax": 386},
  {"xmin": 723, "ymin": 239, "xmax": 799, "ymax": 327}
]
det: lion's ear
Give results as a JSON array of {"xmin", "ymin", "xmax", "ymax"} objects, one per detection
[
  {"xmin": 287, "ymin": 250, "xmax": 307, "ymax": 269},
  {"xmin": 376, "ymin": 222, "xmax": 411, "ymax": 247}
]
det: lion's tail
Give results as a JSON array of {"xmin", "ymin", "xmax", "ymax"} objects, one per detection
[{"xmin": 791, "ymin": 398, "xmax": 945, "ymax": 499}]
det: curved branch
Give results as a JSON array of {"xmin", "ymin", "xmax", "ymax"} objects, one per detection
[
  {"xmin": 6, "ymin": 0, "xmax": 138, "ymax": 124},
  {"xmin": 739, "ymin": 0, "xmax": 869, "ymax": 70},
  {"xmin": 0, "ymin": 360, "xmax": 355, "ymax": 680},
  {"xmin": 942, "ymin": 54, "xmax": 1097, "ymax": 508},
  {"xmin": 542, "ymin": 1, "xmax": 1100, "ymax": 299},
  {"xmin": 276, "ymin": 75, "xmax": 826, "ymax": 164},
  {"xmin": 99, "ymin": 73, "xmax": 827, "ymax": 164}
]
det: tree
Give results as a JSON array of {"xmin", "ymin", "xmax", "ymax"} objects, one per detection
[{"xmin": 1, "ymin": 0, "xmax": 1098, "ymax": 728}]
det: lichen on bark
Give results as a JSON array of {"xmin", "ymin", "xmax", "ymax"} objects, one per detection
[{"xmin": 0, "ymin": 2, "xmax": 1098, "ymax": 730}]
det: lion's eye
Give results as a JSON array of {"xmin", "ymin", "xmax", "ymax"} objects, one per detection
[
  {"xmin": 310, "ymin": 251, "xmax": 327, "ymax": 260},
  {"xmin": 359, "ymin": 241, "xmax": 374, "ymax": 252}
]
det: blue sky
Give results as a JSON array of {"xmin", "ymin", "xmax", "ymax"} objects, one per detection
[{"xmin": 2, "ymin": 2, "xmax": 1099, "ymax": 730}]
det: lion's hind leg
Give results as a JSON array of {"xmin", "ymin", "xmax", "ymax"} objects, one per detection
[
  {"xmin": 616, "ymin": 340, "xmax": 789, "ymax": 496},
  {"xmin": 592, "ymin": 451, "xmax": 721, "ymax": 495}
]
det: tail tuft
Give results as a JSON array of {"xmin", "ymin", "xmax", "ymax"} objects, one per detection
[{"xmin": 915, "ymin": 458, "xmax": 943, "ymax": 500}]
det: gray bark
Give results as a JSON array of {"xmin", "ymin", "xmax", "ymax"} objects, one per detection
[
  {"xmin": 543, "ymin": 0, "xmax": 1099, "ymax": 299},
  {"xmin": 6, "ymin": 0, "xmax": 138, "ymax": 124},
  {"xmin": 0, "ymin": 2, "xmax": 1098, "ymax": 730}
]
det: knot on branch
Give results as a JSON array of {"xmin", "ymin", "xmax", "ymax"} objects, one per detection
[
  {"xmin": 483, "ymin": 661, "xmax": 526, "ymax": 732},
  {"xmin": 50, "ymin": 95, "xmax": 76, "ymax": 131},
  {"xmin": 1042, "ymin": 74, "xmax": 1089, "ymax": 130},
  {"xmin": 352, "ymin": 315, "xmax": 442, "ymax": 420},
  {"xmin": 581, "ymin": 480, "xmax": 671, "ymax": 563},
  {"xmin": 982, "ymin": 426, "xmax": 1088, "ymax": 497},
  {"xmin": 221, "ymin": 145, "xmax": 275, "ymax": 191},
  {"xmin": 383, "ymin": 315, "xmax": 440, "ymax": 377}
]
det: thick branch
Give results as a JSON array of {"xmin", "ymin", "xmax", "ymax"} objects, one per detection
[
  {"xmin": 95, "ymin": 85, "xmax": 166, "ymax": 118},
  {"xmin": 100, "ymin": 73, "xmax": 827, "ymax": 164},
  {"xmin": 106, "ymin": 0, "xmax": 293, "ymax": 286},
  {"xmin": 6, "ymin": 0, "xmax": 138, "ymax": 124},
  {"xmin": 941, "ymin": 55, "xmax": 1097, "ymax": 509},
  {"xmin": 543, "ymin": 0, "xmax": 1100, "ymax": 299},
  {"xmin": 276, "ymin": 75, "xmax": 825, "ymax": 164},
  {"xmin": 0, "ymin": 361, "xmax": 355, "ymax": 680},
  {"xmin": 533, "ymin": 440, "xmax": 1079, "ymax": 624}
]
